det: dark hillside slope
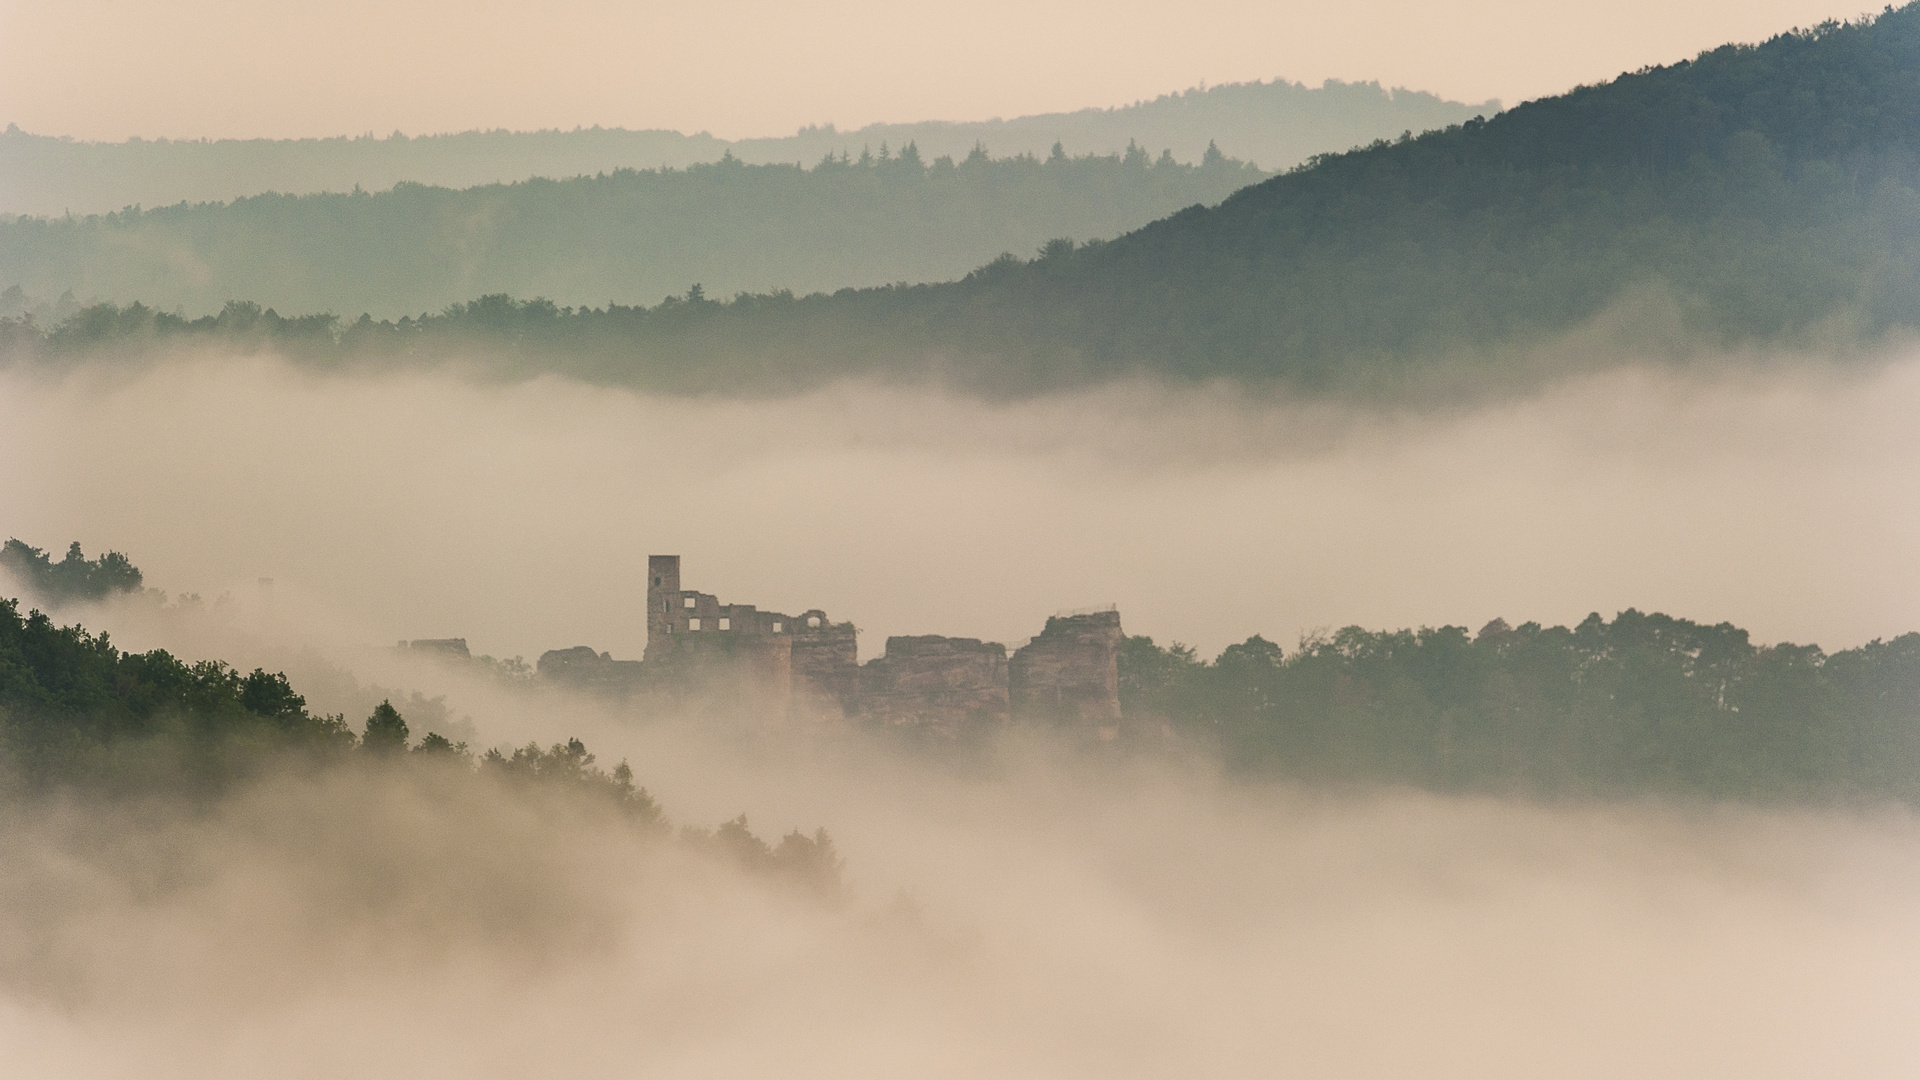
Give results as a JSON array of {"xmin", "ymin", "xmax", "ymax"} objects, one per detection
[
  {"xmin": 914, "ymin": 5, "xmax": 1920, "ymax": 388},
  {"xmin": 0, "ymin": 147, "xmax": 1265, "ymax": 319},
  {"xmin": 12, "ymin": 7, "xmax": 1920, "ymax": 397},
  {"xmin": 0, "ymin": 79, "xmax": 1488, "ymax": 217}
]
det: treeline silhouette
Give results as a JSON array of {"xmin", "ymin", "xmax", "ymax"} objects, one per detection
[
  {"xmin": 0, "ymin": 143, "xmax": 1263, "ymax": 320},
  {"xmin": 10, "ymin": 8, "xmax": 1918, "ymax": 398},
  {"xmin": 0, "ymin": 595, "xmax": 842, "ymax": 891},
  {"xmin": 1, "ymin": 539, "xmax": 144, "ymax": 605},
  {"xmin": 5, "ymin": 540, "xmax": 1914, "ymax": 803},
  {"xmin": 0, "ymin": 78, "xmax": 1489, "ymax": 216},
  {"xmin": 1122, "ymin": 611, "xmax": 1920, "ymax": 802}
]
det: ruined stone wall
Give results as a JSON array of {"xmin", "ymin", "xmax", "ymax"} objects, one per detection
[
  {"xmin": 641, "ymin": 630, "xmax": 793, "ymax": 718},
  {"xmin": 537, "ymin": 646, "xmax": 648, "ymax": 695},
  {"xmin": 625, "ymin": 556, "xmax": 1119, "ymax": 733},
  {"xmin": 400, "ymin": 638, "xmax": 471, "ymax": 660},
  {"xmin": 645, "ymin": 555, "xmax": 680, "ymax": 645},
  {"xmin": 860, "ymin": 635, "xmax": 1009, "ymax": 737},
  {"xmin": 1009, "ymin": 610, "xmax": 1123, "ymax": 735},
  {"xmin": 791, "ymin": 610, "xmax": 859, "ymax": 720}
]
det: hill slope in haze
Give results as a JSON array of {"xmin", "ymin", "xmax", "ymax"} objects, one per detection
[
  {"xmin": 0, "ymin": 146, "xmax": 1265, "ymax": 320},
  {"xmin": 12, "ymin": 7, "xmax": 1920, "ymax": 399},
  {"xmin": 0, "ymin": 79, "xmax": 1492, "ymax": 217}
]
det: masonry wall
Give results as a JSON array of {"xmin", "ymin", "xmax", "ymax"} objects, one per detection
[
  {"xmin": 611, "ymin": 556, "xmax": 1122, "ymax": 734},
  {"xmin": 642, "ymin": 630, "xmax": 794, "ymax": 718},
  {"xmin": 645, "ymin": 554, "xmax": 681, "ymax": 644},
  {"xmin": 642, "ymin": 555, "xmax": 857, "ymax": 722},
  {"xmin": 537, "ymin": 645, "xmax": 648, "ymax": 695},
  {"xmin": 791, "ymin": 610, "xmax": 859, "ymax": 720}
]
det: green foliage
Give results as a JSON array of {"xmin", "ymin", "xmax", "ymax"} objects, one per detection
[
  {"xmin": 14, "ymin": 7, "xmax": 1920, "ymax": 398},
  {"xmin": 361, "ymin": 699, "xmax": 409, "ymax": 755},
  {"xmin": 413, "ymin": 731, "xmax": 463, "ymax": 754},
  {"xmin": 480, "ymin": 737, "xmax": 664, "ymax": 828},
  {"xmin": 1, "ymin": 539, "xmax": 145, "ymax": 604},
  {"xmin": 681, "ymin": 814, "xmax": 844, "ymax": 899},
  {"xmin": 0, "ymin": 601, "xmax": 850, "ymax": 898},
  {"xmin": 0, "ymin": 595, "xmax": 355, "ymax": 790},
  {"xmin": 0, "ymin": 146, "xmax": 1265, "ymax": 320},
  {"xmin": 1122, "ymin": 611, "xmax": 1920, "ymax": 801},
  {"xmin": 0, "ymin": 79, "xmax": 1484, "ymax": 218}
]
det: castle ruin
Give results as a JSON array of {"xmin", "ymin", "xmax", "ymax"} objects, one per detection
[{"xmin": 538, "ymin": 555, "xmax": 1122, "ymax": 737}]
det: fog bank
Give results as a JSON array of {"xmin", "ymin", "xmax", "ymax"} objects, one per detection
[
  {"xmin": 3, "ymin": 352, "xmax": 1916, "ymax": 662},
  {"xmin": 0, "ymin": 731, "xmax": 1913, "ymax": 1079},
  {"xmin": 5, "ymin": 347, "xmax": 1919, "ymax": 1075}
]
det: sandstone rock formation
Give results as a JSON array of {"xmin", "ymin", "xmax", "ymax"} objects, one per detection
[
  {"xmin": 1010, "ymin": 610, "xmax": 1124, "ymax": 737},
  {"xmin": 860, "ymin": 635, "xmax": 1010, "ymax": 737}
]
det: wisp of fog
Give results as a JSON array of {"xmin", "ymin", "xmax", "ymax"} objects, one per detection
[
  {"xmin": 1, "ymin": 349, "xmax": 1916, "ymax": 659},
  {"xmin": 2, "ymin": 348, "xmax": 1919, "ymax": 1077},
  {"xmin": 0, "ymin": 714, "xmax": 1914, "ymax": 1079}
]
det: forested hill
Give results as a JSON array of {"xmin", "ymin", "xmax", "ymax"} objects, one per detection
[
  {"xmin": 0, "ymin": 79, "xmax": 1491, "ymax": 217},
  {"xmin": 623, "ymin": 4, "xmax": 1920, "ymax": 395},
  {"xmin": 11, "ymin": 8, "xmax": 1920, "ymax": 398},
  {"xmin": 0, "ymin": 146, "xmax": 1265, "ymax": 320}
]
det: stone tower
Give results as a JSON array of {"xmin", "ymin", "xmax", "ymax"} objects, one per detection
[{"xmin": 646, "ymin": 554, "xmax": 681, "ymax": 651}]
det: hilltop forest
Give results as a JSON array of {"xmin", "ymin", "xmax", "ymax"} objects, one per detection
[
  {"xmin": 1126, "ymin": 613, "xmax": 1920, "ymax": 802},
  {"xmin": 11, "ymin": 8, "xmax": 1919, "ymax": 399},
  {"xmin": 7, "ymin": 539, "xmax": 1916, "ymax": 805},
  {"xmin": 0, "ymin": 588, "xmax": 846, "ymax": 893},
  {"xmin": 0, "ymin": 144, "xmax": 1263, "ymax": 318},
  {"xmin": 0, "ymin": 79, "xmax": 1489, "ymax": 216}
]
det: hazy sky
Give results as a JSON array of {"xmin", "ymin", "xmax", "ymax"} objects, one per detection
[{"xmin": 0, "ymin": 0, "xmax": 1861, "ymax": 141}]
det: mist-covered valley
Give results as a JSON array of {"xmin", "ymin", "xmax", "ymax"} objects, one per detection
[
  {"xmin": 1, "ymin": 557, "xmax": 1916, "ymax": 1077},
  {"xmin": 6, "ymin": 294, "xmax": 1920, "ymax": 1078},
  {"xmin": 5, "ymin": 346, "xmax": 1917, "ymax": 663},
  {"xmin": 1, "ymin": 720, "xmax": 1915, "ymax": 1079},
  {"xmin": 7, "ymin": 2, "xmax": 1920, "ymax": 1074}
]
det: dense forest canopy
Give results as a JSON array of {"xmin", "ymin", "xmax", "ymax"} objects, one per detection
[
  {"xmin": 3, "ymin": 538, "xmax": 1915, "ymax": 802},
  {"xmin": 0, "ymin": 594, "xmax": 844, "ymax": 889},
  {"xmin": 6, "ymin": 586, "xmax": 1915, "ymax": 805},
  {"xmin": 1123, "ymin": 611, "xmax": 1920, "ymax": 802},
  {"xmin": 1, "ymin": 539, "xmax": 145, "ymax": 606},
  {"xmin": 0, "ymin": 144, "xmax": 1265, "ymax": 319},
  {"xmin": 10, "ymin": 7, "xmax": 1920, "ymax": 398},
  {"xmin": 0, "ymin": 79, "xmax": 1491, "ymax": 216}
]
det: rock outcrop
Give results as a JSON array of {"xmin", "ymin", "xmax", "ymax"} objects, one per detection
[
  {"xmin": 860, "ymin": 635, "xmax": 1009, "ymax": 737},
  {"xmin": 1010, "ymin": 610, "xmax": 1123, "ymax": 736}
]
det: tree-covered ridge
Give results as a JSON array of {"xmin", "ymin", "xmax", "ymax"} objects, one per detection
[
  {"xmin": 1123, "ymin": 610, "xmax": 1920, "ymax": 802},
  {"xmin": 0, "ymin": 595, "xmax": 358, "ymax": 787},
  {"xmin": 0, "ymin": 539, "xmax": 145, "ymax": 605},
  {"xmin": 0, "ymin": 78, "xmax": 1490, "ymax": 216},
  {"xmin": 0, "ymin": 597, "xmax": 842, "ymax": 892},
  {"xmin": 14, "ymin": 7, "xmax": 1914, "ymax": 398},
  {"xmin": 5, "ymin": 573, "xmax": 1915, "ymax": 804},
  {"xmin": 0, "ymin": 143, "xmax": 1264, "ymax": 319}
]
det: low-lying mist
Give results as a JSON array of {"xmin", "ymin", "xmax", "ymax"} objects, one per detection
[
  {"xmin": 5, "ymin": 346, "xmax": 1920, "ymax": 1074},
  {"xmin": 0, "ymin": 719, "xmax": 1915, "ymax": 1079},
  {"xmin": 2, "ymin": 347, "xmax": 1917, "ymax": 662}
]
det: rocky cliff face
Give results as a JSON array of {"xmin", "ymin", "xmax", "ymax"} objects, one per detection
[
  {"xmin": 791, "ymin": 612, "xmax": 859, "ymax": 722},
  {"xmin": 1009, "ymin": 611, "xmax": 1123, "ymax": 736},
  {"xmin": 860, "ymin": 635, "xmax": 1010, "ymax": 738}
]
